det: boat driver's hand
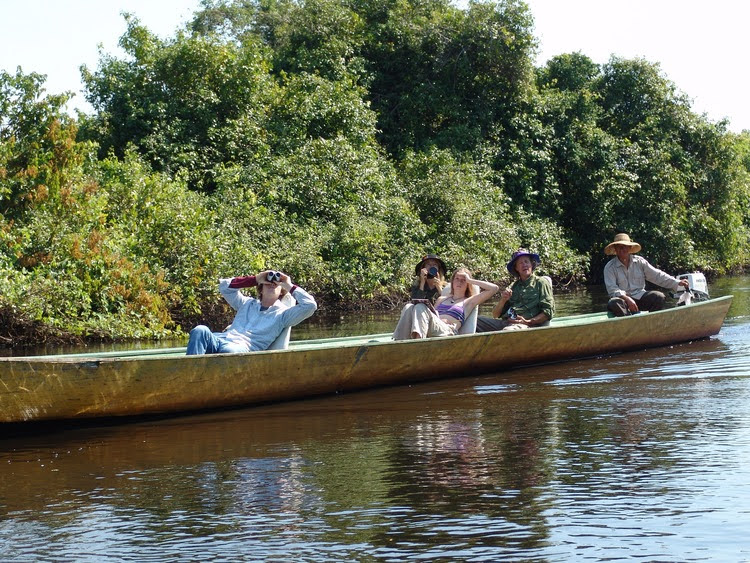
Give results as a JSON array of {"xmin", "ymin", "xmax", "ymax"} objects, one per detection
[{"xmin": 623, "ymin": 294, "xmax": 639, "ymax": 313}]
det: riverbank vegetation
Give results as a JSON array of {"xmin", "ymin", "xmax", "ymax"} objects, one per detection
[{"xmin": 2, "ymin": 0, "xmax": 749, "ymax": 346}]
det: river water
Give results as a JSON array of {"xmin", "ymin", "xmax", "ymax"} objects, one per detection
[{"xmin": 1, "ymin": 277, "xmax": 749, "ymax": 561}]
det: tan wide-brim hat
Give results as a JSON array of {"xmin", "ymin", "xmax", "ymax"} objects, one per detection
[{"xmin": 604, "ymin": 233, "xmax": 642, "ymax": 255}]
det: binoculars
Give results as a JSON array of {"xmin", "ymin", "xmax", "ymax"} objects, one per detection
[
  {"xmin": 266, "ymin": 271, "xmax": 282, "ymax": 283},
  {"xmin": 507, "ymin": 307, "xmax": 517, "ymax": 320},
  {"xmin": 426, "ymin": 266, "xmax": 439, "ymax": 279}
]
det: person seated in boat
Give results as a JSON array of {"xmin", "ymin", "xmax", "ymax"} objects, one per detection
[
  {"xmin": 186, "ymin": 271, "xmax": 317, "ymax": 355},
  {"xmin": 410, "ymin": 254, "xmax": 448, "ymax": 304},
  {"xmin": 475, "ymin": 248, "xmax": 555, "ymax": 332},
  {"xmin": 390, "ymin": 254, "xmax": 447, "ymax": 340},
  {"xmin": 393, "ymin": 266, "xmax": 499, "ymax": 340},
  {"xmin": 603, "ymin": 233, "xmax": 689, "ymax": 317}
]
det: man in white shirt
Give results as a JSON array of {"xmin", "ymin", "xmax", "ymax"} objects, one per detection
[
  {"xmin": 186, "ymin": 271, "xmax": 317, "ymax": 354},
  {"xmin": 603, "ymin": 233, "xmax": 689, "ymax": 317}
]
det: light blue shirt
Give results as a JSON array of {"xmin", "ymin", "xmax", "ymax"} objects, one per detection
[{"xmin": 218, "ymin": 279, "xmax": 317, "ymax": 351}]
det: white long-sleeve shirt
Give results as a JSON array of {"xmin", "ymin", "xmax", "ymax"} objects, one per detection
[
  {"xmin": 604, "ymin": 255, "xmax": 682, "ymax": 300},
  {"xmin": 217, "ymin": 278, "xmax": 317, "ymax": 351}
]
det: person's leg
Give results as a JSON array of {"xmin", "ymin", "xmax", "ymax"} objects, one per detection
[
  {"xmin": 501, "ymin": 323, "xmax": 529, "ymax": 331},
  {"xmin": 412, "ymin": 304, "xmax": 456, "ymax": 338},
  {"xmin": 411, "ymin": 303, "xmax": 432, "ymax": 338},
  {"xmin": 426, "ymin": 314, "xmax": 457, "ymax": 337},
  {"xmin": 637, "ymin": 290, "xmax": 666, "ymax": 312},
  {"xmin": 607, "ymin": 297, "xmax": 629, "ymax": 317},
  {"xmin": 216, "ymin": 340, "xmax": 251, "ymax": 354},
  {"xmin": 399, "ymin": 304, "xmax": 457, "ymax": 339},
  {"xmin": 475, "ymin": 315, "xmax": 509, "ymax": 333},
  {"xmin": 393, "ymin": 304, "xmax": 416, "ymax": 341},
  {"xmin": 186, "ymin": 325, "xmax": 221, "ymax": 355}
]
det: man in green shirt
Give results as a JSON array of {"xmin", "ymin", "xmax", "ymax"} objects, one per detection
[{"xmin": 476, "ymin": 249, "xmax": 555, "ymax": 332}]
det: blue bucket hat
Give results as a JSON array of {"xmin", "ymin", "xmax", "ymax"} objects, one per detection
[{"xmin": 506, "ymin": 248, "xmax": 540, "ymax": 275}]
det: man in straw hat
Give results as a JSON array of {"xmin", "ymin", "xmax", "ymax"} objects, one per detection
[
  {"xmin": 476, "ymin": 248, "xmax": 554, "ymax": 332},
  {"xmin": 603, "ymin": 233, "xmax": 689, "ymax": 317}
]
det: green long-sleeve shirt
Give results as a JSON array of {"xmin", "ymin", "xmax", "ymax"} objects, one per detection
[{"xmin": 503, "ymin": 273, "xmax": 555, "ymax": 320}]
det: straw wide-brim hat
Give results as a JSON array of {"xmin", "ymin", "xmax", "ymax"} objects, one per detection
[
  {"xmin": 604, "ymin": 233, "xmax": 642, "ymax": 255},
  {"xmin": 506, "ymin": 248, "xmax": 540, "ymax": 275},
  {"xmin": 414, "ymin": 254, "xmax": 447, "ymax": 276}
]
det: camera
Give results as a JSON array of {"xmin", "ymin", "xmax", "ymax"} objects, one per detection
[
  {"xmin": 266, "ymin": 271, "xmax": 282, "ymax": 283},
  {"xmin": 507, "ymin": 307, "xmax": 517, "ymax": 320},
  {"xmin": 426, "ymin": 266, "xmax": 439, "ymax": 279}
]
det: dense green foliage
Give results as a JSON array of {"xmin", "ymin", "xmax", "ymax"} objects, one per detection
[{"xmin": 2, "ymin": 0, "xmax": 749, "ymax": 346}]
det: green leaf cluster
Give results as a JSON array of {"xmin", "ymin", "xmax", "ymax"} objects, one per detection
[{"xmin": 533, "ymin": 54, "xmax": 750, "ymax": 277}]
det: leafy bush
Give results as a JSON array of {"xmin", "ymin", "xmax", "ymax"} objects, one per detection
[{"xmin": 398, "ymin": 147, "xmax": 587, "ymax": 283}]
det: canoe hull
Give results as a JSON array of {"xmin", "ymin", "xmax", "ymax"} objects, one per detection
[{"xmin": 0, "ymin": 296, "xmax": 733, "ymax": 423}]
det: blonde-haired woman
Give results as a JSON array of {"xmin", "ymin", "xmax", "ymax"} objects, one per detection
[{"xmin": 394, "ymin": 267, "xmax": 498, "ymax": 340}]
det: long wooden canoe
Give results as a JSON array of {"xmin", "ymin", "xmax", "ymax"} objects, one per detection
[{"xmin": 0, "ymin": 296, "xmax": 733, "ymax": 423}]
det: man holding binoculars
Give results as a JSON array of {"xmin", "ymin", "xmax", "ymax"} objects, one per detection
[{"xmin": 186, "ymin": 270, "xmax": 317, "ymax": 355}]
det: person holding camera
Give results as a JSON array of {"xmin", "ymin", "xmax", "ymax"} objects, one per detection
[
  {"xmin": 476, "ymin": 248, "xmax": 554, "ymax": 332},
  {"xmin": 410, "ymin": 254, "xmax": 448, "ymax": 304},
  {"xmin": 392, "ymin": 254, "xmax": 446, "ymax": 341},
  {"xmin": 186, "ymin": 270, "xmax": 317, "ymax": 355}
]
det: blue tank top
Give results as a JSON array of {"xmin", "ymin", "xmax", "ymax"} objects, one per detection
[{"xmin": 436, "ymin": 300, "xmax": 465, "ymax": 324}]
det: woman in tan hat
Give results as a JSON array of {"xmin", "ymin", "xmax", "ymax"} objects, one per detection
[{"xmin": 603, "ymin": 233, "xmax": 689, "ymax": 316}]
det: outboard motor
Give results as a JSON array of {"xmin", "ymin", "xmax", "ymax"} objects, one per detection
[{"xmin": 673, "ymin": 272, "xmax": 709, "ymax": 303}]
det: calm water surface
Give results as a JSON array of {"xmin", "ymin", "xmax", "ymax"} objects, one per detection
[{"xmin": 1, "ymin": 278, "xmax": 750, "ymax": 561}]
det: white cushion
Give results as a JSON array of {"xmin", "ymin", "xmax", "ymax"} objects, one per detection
[
  {"xmin": 267, "ymin": 292, "xmax": 296, "ymax": 350},
  {"xmin": 267, "ymin": 326, "xmax": 291, "ymax": 350}
]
